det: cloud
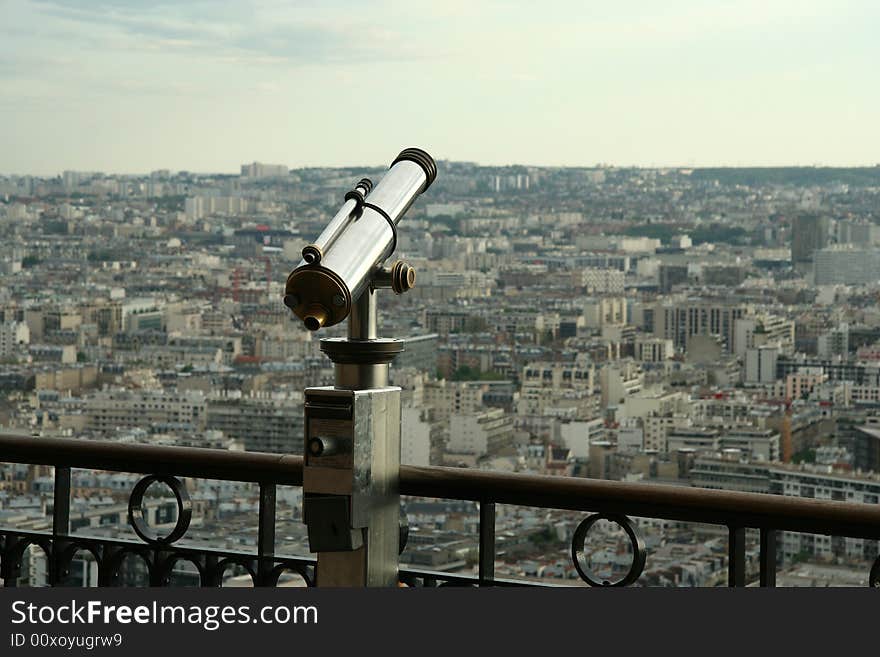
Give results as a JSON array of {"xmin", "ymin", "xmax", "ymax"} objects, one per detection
[
  {"xmin": 26, "ymin": 0, "xmax": 428, "ymax": 65},
  {"xmin": 1, "ymin": 0, "xmax": 877, "ymax": 172},
  {"xmin": 0, "ymin": 53, "xmax": 76, "ymax": 78}
]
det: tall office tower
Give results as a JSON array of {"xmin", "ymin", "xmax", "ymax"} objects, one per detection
[{"xmin": 791, "ymin": 214, "xmax": 829, "ymax": 269}]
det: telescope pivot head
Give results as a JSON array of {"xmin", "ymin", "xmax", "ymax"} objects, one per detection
[{"xmin": 284, "ymin": 265, "xmax": 351, "ymax": 331}]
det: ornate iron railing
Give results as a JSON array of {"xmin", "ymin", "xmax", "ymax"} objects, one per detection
[{"xmin": 1, "ymin": 435, "xmax": 879, "ymax": 587}]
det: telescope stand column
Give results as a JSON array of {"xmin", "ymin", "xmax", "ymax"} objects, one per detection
[
  {"xmin": 303, "ymin": 290, "xmax": 403, "ymax": 586},
  {"xmin": 349, "ymin": 287, "xmax": 378, "ymax": 340}
]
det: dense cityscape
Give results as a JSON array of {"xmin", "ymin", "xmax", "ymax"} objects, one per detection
[{"xmin": 2, "ymin": 161, "xmax": 880, "ymax": 586}]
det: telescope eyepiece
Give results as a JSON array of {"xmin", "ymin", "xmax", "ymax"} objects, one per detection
[
  {"xmin": 302, "ymin": 244, "xmax": 322, "ymax": 264},
  {"xmin": 303, "ymin": 304, "xmax": 329, "ymax": 331}
]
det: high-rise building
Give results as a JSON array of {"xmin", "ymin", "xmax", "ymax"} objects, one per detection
[
  {"xmin": 184, "ymin": 196, "xmax": 253, "ymax": 221},
  {"xmin": 813, "ymin": 247, "xmax": 880, "ymax": 286},
  {"xmin": 652, "ymin": 300, "xmax": 750, "ymax": 351},
  {"xmin": 837, "ymin": 220, "xmax": 880, "ymax": 246},
  {"xmin": 745, "ymin": 346, "xmax": 778, "ymax": 384},
  {"xmin": 240, "ymin": 162, "xmax": 288, "ymax": 179},
  {"xmin": 658, "ymin": 264, "xmax": 689, "ymax": 292},
  {"xmin": 791, "ymin": 214, "xmax": 829, "ymax": 266},
  {"xmin": 817, "ymin": 324, "xmax": 850, "ymax": 359},
  {"xmin": 734, "ymin": 315, "xmax": 795, "ymax": 357}
]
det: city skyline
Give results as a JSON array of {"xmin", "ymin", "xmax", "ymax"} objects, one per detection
[
  {"xmin": 2, "ymin": 0, "xmax": 880, "ymax": 175},
  {"xmin": 2, "ymin": 153, "xmax": 880, "ymax": 587},
  {"xmin": 6, "ymin": 161, "xmax": 880, "ymax": 180}
]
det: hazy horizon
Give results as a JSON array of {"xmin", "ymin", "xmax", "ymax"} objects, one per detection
[
  {"xmin": 5, "ymin": 161, "xmax": 880, "ymax": 179},
  {"xmin": 3, "ymin": 0, "xmax": 878, "ymax": 176}
]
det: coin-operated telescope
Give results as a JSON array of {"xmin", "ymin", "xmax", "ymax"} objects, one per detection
[{"xmin": 284, "ymin": 148, "xmax": 436, "ymax": 586}]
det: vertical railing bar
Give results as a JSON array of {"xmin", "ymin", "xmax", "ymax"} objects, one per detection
[
  {"xmin": 3, "ymin": 535, "xmax": 19, "ymax": 587},
  {"xmin": 150, "ymin": 548, "xmax": 165, "ymax": 587},
  {"xmin": 53, "ymin": 466, "xmax": 71, "ymax": 537},
  {"xmin": 97, "ymin": 545, "xmax": 115, "ymax": 587},
  {"xmin": 759, "ymin": 528, "xmax": 777, "ymax": 587},
  {"xmin": 203, "ymin": 554, "xmax": 219, "ymax": 588},
  {"xmin": 257, "ymin": 482, "xmax": 276, "ymax": 586},
  {"xmin": 728, "ymin": 526, "xmax": 746, "ymax": 587},
  {"xmin": 479, "ymin": 501, "xmax": 495, "ymax": 586},
  {"xmin": 50, "ymin": 466, "xmax": 72, "ymax": 586}
]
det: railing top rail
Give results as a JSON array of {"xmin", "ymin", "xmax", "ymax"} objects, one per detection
[
  {"xmin": 2, "ymin": 435, "xmax": 880, "ymax": 539},
  {"xmin": 0, "ymin": 435, "xmax": 304, "ymax": 485},
  {"xmin": 400, "ymin": 464, "xmax": 880, "ymax": 539}
]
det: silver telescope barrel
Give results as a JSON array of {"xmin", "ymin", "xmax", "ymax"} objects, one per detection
[
  {"xmin": 284, "ymin": 147, "xmax": 436, "ymax": 331},
  {"xmin": 302, "ymin": 178, "xmax": 372, "ymax": 265}
]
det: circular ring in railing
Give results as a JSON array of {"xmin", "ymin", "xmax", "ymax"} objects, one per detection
[
  {"xmin": 128, "ymin": 474, "xmax": 192, "ymax": 546},
  {"xmin": 157, "ymin": 554, "xmax": 204, "ymax": 586},
  {"xmin": 57, "ymin": 541, "xmax": 102, "ymax": 583},
  {"xmin": 215, "ymin": 558, "xmax": 257, "ymax": 588},
  {"xmin": 268, "ymin": 562, "xmax": 314, "ymax": 587},
  {"xmin": 870, "ymin": 555, "xmax": 880, "ymax": 588},
  {"xmin": 105, "ymin": 548, "xmax": 152, "ymax": 586},
  {"xmin": 5, "ymin": 537, "xmax": 52, "ymax": 583},
  {"xmin": 571, "ymin": 513, "xmax": 646, "ymax": 587}
]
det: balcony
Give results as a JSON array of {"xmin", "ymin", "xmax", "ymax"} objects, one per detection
[{"xmin": 1, "ymin": 434, "xmax": 879, "ymax": 587}]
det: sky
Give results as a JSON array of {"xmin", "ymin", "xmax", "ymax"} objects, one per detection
[{"xmin": 1, "ymin": 0, "xmax": 878, "ymax": 175}]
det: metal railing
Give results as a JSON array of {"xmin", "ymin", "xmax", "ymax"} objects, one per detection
[{"xmin": 1, "ymin": 435, "xmax": 879, "ymax": 587}]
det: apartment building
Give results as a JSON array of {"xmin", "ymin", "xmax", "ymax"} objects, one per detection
[
  {"xmin": 448, "ymin": 408, "xmax": 514, "ymax": 457},
  {"xmin": 0, "ymin": 321, "xmax": 29, "ymax": 358},
  {"xmin": 423, "ymin": 380, "xmax": 487, "ymax": 421},
  {"xmin": 734, "ymin": 315, "xmax": 795, "ymax": 357},
  {"xmin": 206, "ymin": 393, "xmax": 304, "ymax": 454},
  {"xmin": 84, "ymin": 389, "xmax": 207, "ymax": 433},
  {"xmin": 651, "ymin": 299, "xmax": 751, "ymax": 351},
  {"xmin": 691, "ymin": 456, "xmax": 880, "ymax": 561},
  {"xmin": 634, "ymin": 336, "xmax": 674, "ymax": 362}
]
